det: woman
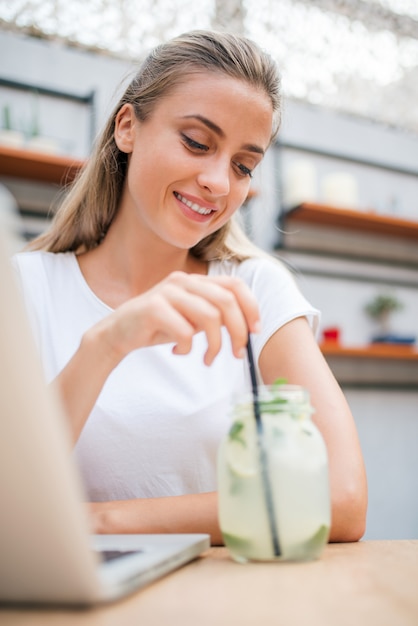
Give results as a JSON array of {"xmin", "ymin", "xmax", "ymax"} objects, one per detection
[{"xmin": 13, "ymin": 30, "xmax": 367, "ymax": 544}]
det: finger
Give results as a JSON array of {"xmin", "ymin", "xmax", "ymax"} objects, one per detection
[
  {"xmin": 195, "ymin": 281, "xmax": 248, "ymax": 359},
  {"xmin": 166, "ymin": 273, "xmax": 259, "ymax": 358},
  {"xmin": 210, "ymin": 276, "xmax": 261, "ymax": 334},
  {"xmin": 119, "ymin": 284, "xmax": 226, "ymax": 363},
  {"xmin": 149, "ymin": 307, "xmax": 195, "ymax": 356},
  {"xmin": 116, "ymin": 292, "xmax": 196, "ymax": 354},
  {"xmin": 160, "ymin": 284, "xmax": 223, "ymax": 365}
]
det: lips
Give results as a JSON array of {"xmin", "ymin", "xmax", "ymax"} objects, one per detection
[{"xmin": 174, "ymin": 191, "xmax": 215, "ymax": 216}]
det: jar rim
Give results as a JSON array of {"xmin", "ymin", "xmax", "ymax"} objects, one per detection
[
  {"xmin": 257, "ymin": 383, "xmax": 309, "ymax": 399},
  {"xmin": 235, "ymin": 384, "xmax": 312, "ymax": 412}
]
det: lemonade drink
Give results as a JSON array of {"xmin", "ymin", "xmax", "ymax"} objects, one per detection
[{"xmin": 218, "ymin": 385, "xmax": 331, "ymax": 562}]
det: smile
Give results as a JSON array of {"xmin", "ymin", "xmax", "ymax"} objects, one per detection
[{"xmin": 174, "ymin": 192, "xmax": 213, "ymax": 215}]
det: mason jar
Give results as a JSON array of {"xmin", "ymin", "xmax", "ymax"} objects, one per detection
[{"xmin": 218, "ymin": 384, "xmax": 331, "ymax": 562}]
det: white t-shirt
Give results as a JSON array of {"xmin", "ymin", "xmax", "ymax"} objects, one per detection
[{"xmin": 13, "ymin": 251, "xmax": 319, "ymax": 501}]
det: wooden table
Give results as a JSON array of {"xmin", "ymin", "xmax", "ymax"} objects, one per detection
[{"xmin": 1, "ymin": 541, "xmax": 418, "ymax": 625}]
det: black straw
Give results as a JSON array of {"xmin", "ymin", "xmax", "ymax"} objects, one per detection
[{"xmin": 246, "ymin": 334, "xmax": 281, "ymax": 557}]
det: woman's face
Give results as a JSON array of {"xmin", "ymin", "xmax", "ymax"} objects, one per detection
[{"xmin": 114, "ymin": 72, "xmax": 273, "ymax": 251}]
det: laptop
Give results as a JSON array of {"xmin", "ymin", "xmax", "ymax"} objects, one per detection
[{"xmin": 0, "ymin": 215, "xmax": 210, "ymax": 606}]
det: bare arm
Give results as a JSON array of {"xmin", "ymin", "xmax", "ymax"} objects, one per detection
[
  {"xmin": 55, "ymin": 318, "xmax": 122, "ymax": 443},
  {"xmin": 259, "ymin": 316, "xmax": 368, "ymax": 542},
  {"xmin": 88, "ymin": 492, "xmax": 223, "ymax": 545}
]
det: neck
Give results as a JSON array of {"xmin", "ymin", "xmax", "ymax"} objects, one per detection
[{"xmin": 77, "ymin": 220, "xmax": 207, "ymax": 309}]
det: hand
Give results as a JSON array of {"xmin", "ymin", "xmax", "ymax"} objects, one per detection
[{"xmin": 104, "ymin": 271, "xmax": 260, "ymax": 365}]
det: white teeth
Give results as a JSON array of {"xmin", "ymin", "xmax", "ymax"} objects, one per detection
[{"xmin": 175, "ymin": 192, "xmax": 212, "ymax": 215}]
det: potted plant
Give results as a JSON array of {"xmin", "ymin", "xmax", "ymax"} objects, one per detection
[{"xmin": 364, "ymin": 293, "xmax": 403, "ymax": 341}]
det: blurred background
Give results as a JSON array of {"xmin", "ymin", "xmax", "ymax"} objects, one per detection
[{"xmin": 0, "ymin": 0, "xmax": 417, "ymax": 540}]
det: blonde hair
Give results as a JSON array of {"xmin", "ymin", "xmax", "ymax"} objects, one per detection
[{"xmin": 28, "ymin": 30, "xmax": 282, "ymax": 260}]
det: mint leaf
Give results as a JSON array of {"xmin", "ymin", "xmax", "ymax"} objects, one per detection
[
  {"xmin": 272, "ymin": 377, "xmax": 288, "ymax": 386},
  {"xmin": 228, "ymin": 420, "xmax": 246, "ymax": 447}
]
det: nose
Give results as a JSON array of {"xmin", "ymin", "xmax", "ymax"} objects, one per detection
[{"xmin": 197, "ymin": 156, "xmax": 230, "ymax": 197}]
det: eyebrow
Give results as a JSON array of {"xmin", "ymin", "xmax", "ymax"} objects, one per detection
[{"xmin": 182, "ymin": 114, "xmax": 265, "ymax": 156}]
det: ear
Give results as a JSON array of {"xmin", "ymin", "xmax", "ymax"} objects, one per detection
[{"xmin": 114, "ymin": 103, "xmax": 136, "ymax": 153}]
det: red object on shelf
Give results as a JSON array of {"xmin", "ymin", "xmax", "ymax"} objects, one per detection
[{"xmin": 322, "ymin": 327, "xmax": 341, "ymax": 343}]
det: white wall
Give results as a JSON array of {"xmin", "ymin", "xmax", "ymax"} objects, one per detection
[{"xmin": 347, "ymin": 389, "xmax": 418, "ymax": 540}]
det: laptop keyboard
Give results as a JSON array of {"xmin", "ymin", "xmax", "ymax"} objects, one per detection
[{"xmin": 99, "ymin": 549, "xmax": 143, "ymax": 563}]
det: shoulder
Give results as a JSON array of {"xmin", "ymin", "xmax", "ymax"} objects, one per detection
[
  {"xmin": 12, "ymin": 250, "xmax": 76, "ymax": 280},
  {"xmin": 210, "ymin": 255, "xmax": 296, "ymax": 288},
  {"xmin": 12, "ymin": 251, "xmax": 78, "ymax": 305},
  {"xmin": 210, "ymin": 255, "xmax": 320, "ymax": 347}
]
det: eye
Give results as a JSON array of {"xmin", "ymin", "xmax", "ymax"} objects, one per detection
[
  {"xmin": 181, "ymin": 133, "xmax": 209, "ymax": 152},
  {"xmin": 233, "ymin": 161, "xmax": 253, "ymax": 179}
]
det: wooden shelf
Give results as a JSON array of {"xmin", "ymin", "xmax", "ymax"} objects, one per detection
[
  {"xmin": 285, "ymin": 203, "xmax": 418, "ymax": 241},
  {"xmin": 0, "ymin": 145, "xmax": 84, "ymax": 185},
  {"xmin": 319, "ymin": 341, "xmax": 418, "ymax": 387},
  {"xmin": 320, "ymin": 342, "xmax": 418, "ymax": 361}
]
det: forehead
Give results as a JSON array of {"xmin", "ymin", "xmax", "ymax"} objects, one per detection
[{"xmin": 156, "ymin": 72, "xmax": 274, "ymax": 144}]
